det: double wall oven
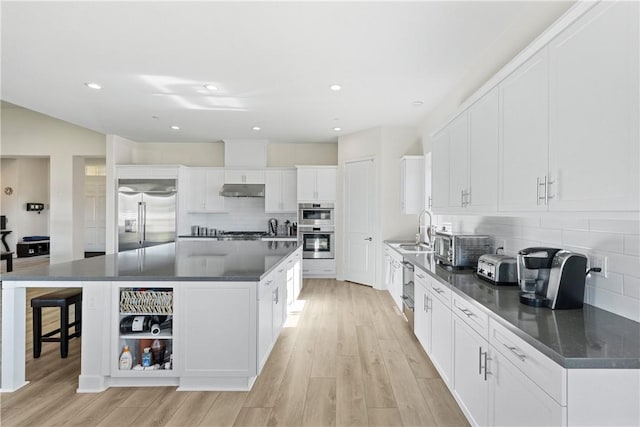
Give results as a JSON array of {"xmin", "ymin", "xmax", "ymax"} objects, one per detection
[{"xmin": 298, "ymin": 203, "xmax": 334, "ymax": 259}]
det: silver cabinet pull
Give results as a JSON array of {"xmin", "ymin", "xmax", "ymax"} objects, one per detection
[
  {"xmin": 461, "ymin": 189, "xmax": 465, "ymax": 207},
  {"xmin": 424, "ymin": 293, "xmax": 428, "ymax": 312},
  {"xmin": 537, "ymin": 177, "xmax": 546, "ymax": 205},
  {"xmin": 416, "ymin": 273, "xmax": 425, "ymax": 279},
  {"xmin": 503, "ymin": 344, "xmax": 526, "ymax": 361},
  {"xmin": 428, "ymin": 196, "xmax": 432, "ymax": 209},
  {"xmin": 433, "ymin": 287, "xmax": 445, "ymax": 294}
]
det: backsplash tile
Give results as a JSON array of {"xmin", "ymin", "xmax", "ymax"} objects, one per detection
[
  {"xmin": 187, "ymin": 198, "xmax": 296, "ymax": 233},
  {"xmin": 436, "ymin": 214, "xmax": 640, "ymax": 322}
]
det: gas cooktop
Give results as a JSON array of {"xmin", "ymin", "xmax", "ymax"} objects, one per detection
[{"xmin": 216, "ymin": 231, "xmax": 269, "ymax": 240}]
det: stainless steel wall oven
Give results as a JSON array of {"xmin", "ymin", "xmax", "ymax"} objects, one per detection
[
  {"xmin": 298, "ymin": 203, "xmax": 334, "ymax": 226},
  {"xmin": 299, "ymin": 227, "xmax": 334, "ymax": 259}
]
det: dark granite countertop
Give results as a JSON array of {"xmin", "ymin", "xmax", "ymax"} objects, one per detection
[
  {"xmin": 386, "ymin": 241, "xmax": 640, "ymax": 369},
  {"xmin": 0, "ymin": 240, "xmax": 300, "ymax": 282}
]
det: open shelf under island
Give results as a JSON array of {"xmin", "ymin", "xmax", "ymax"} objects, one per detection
[{"xmin": 1, "ymin": 240, "xmax": 302, "ymax": 393}]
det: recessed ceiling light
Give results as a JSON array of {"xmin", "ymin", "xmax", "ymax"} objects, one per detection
[
  {"xmin": 252, "ymin": 126, "xmax": 261, "ymax": 131},
  {"xmin": 412, "ymin": 100, "xmax": 424, "ymax": 106},
  {"xmin": 85, "ymin": 82, "xmax": 102, "ymax": 90},
  {"xmin": 204, "ymin": 84, "xmax": 218, "ymax": 91},
  {"xmin": 333, "ymin": 127, "xmax": 342, "ymax": 131},
  {"xmin": 170, "ymin": 125, "xmax": 180, "ymax": 130},
  {"xmin": 330, "ymin": 84, "xmax": 342, "ymax": 91}
]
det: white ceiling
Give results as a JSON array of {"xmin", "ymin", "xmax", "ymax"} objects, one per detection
[{"xmin": 2, "ymin": 1, "xmax": 569, "ymax": 144}]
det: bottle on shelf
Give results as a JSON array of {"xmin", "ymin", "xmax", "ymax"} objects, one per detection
[
  {"xmin": 120, "ymin": 315, "xmax": 165, "ymax": 335},
  {"xmin": 119, "ymin": 345, "xmax": 133, "ymax": 370},
  {"xmin": 142, "ymin": 347, "xmax": 152, "ymax": 367},
  {"xmin": 151, "ymin": 339, "xmax": 164, "ymax": 365}
]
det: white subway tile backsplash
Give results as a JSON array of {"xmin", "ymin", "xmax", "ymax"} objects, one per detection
[
  {"xmin": 624, "ymin": 276, "xmax": 640, "ymax": 300},
  {"xmin": 586, "ymin": 286, "xmax": 640, "ymax": 323},
  {"xmin": 586, "ymin": 272, "xmax": 624, "ymax": 294},
  {"xmin": 589, "ymin": 219, "xmax": 640, "ymax": 235},
  {"xmin": 624, "ymin": 235, "xmax": 640, "ymax": 257},
  {"xmin": 561, "ymin": 230, "xmax": 624, "ymax": 254},
  {"xmin": 439, "ymin": 213, "xmax": 640, "ymax": 322}
]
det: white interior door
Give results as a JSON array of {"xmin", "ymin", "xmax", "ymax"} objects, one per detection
[
  {"xmin": 85, "ymin": 176, "xmax": 106, "ymax": 252},
  {"xmin": 344, "ymin": 159, "xmax": 376, "ymax": 286}
]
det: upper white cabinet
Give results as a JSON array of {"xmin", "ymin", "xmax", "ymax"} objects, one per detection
[
  {"xmin": 116, "ymin": 165, "xmax": 180, "ymax": 179},
  {"xmin": 297, "ymin": 166, "xmax": 336, "ymax": 202},
  {"xmin": 467, "ymin": 87, "xmax": 499, "ymax": 212},
  {"xmin": 432, "ymin": 0, "xmax": 639, "ymax": 215},
  {"xmin": 499, "ymin": 48, "xmax": 550, "ymax": 212},
  {"xmin": 424, "ymin": 152, "xmax": 432, "ymax": 211},
  {"xmin": 224, "ymin": 169, "xmax": 265, "ymax": 184},
  {"xmin": 431, "ymin": 131, "xmax": 450, "ymax": 211},
  {"xmin": 224, "ymin": 140, "xmax": 267, "ymax": 168},
  {"xmin": 548, "ymin": 1, "xmax": 639, "ymax": 211},
  {"xmin": 265, "ymin": 169, "xmax": 297, "ymax": 213},
  {"xmin": 400, "ymin": 155, "xmax": 425, "ymax": 214},
  {"xmin": 187, "ymin": 168, "xmax": 225, "ymax": 212}
]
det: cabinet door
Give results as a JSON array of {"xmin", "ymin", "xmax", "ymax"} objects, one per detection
[
  {"xmin": 258, "ymin": 279, "xmax": 275, "ymax": 371},
  {"xmin": 489, "ymin": 349, "xmax": 564, "ymax": 427},
  {"xmin": 391, "ymin": 260, "xmax": 403, "ymax": 311},
  {"xmin": 452, "ymin": 314, "xmax": 489, "ymax": 427},
  {"xmin": 315, "ymin": 168, "xmax": 337, "ymax": 201},
  {"xmin": 424, "ymin": 153, "xmax": 432, "ymax": 211},
  {"xmin": 224, "ymin": 169, "xmax": 246, "ymax": 184},
  {"xmin": 297, "ymin": 168, "xmax": 317, "ymax": 201},
  {"xmin": 280, "ymin": 170, "xmax": 298, "ymax": 212},
  {"xmin": 414, "ymin": 274, "xmax": 432, "ymax": 352},
  {"xmin": 179, "ymin": 284, "xmax": 256, "ymax": 377},
  {"xmin": 265, "ymin": 170, "xmax": 282, "ymax": 212},
  {"xmin": 205, "ymin": 169, "xmax": 225, "ymax": 211},
  {"xmin": 401, "ymin": 157, "xmax": 425, "ymax": 214},
  {"xmin": 431, "ymin": 130, "xmax": 450, "ymax": 211},
  {"xmin": 468, "ymin": 87, "xmax": 499, "ymax": 212},
  {"xmin": 448, "ymin": 113, "xmax": 469, "ymax": 211},
  {"xmin": 272, "ymin": 284, "xmax": 284, "ymax": 341},
  {"xmin": 430, "ymin": 293, "xmax": 452, "ymax": 386},
  {"xmin": 548, "ymin": 1, "xmax": 639, "ymax": 211},
  {"xmin": 187, "ymin": 168, "xmax": 206, "ymax": 211},
  {"xmin": 244, "ymin": 170, "xmax": 265, "ymax": 184},
  {"xmin": 499, "ymin": 49, "xmax": 549, "ymax": 212}
]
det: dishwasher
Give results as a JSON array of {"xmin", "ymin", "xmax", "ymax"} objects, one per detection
[{"xmin": 402, "ymin": 261, "xmax": 415, "ymax": 329}]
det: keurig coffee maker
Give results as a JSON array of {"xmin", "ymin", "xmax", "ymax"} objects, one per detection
[{"xmin": 517, "ymin": 247, "xmax": 588, "ymax": 309}]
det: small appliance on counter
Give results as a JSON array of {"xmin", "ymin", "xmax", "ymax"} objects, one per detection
[
  {"xmin": 268, "ymin": 218, "xmax": 278, "ymax": 236},
  {"xmin": 433, "ymin": 230, "xmax": 491, "ymax": 269},
  {"xmin": 517, "ymin": 247, "xmax": 588, "ymax": 309},
  {"xmin": 477, "ymin": 254, "xmax": 517, "ymax": 285}
]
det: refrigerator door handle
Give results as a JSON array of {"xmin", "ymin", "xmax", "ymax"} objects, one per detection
[
  {"xmin": 141, "ymin": 201, "xmax": 147, "ymax": 243},
  {"xmin": 137, "ymin": 202, "xmax": 143, "ymax": 244}
]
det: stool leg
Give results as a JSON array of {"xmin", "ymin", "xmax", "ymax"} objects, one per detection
[
  {"xmin": 33, "ymin": 307, "xmax": 42, "ymax": 358},
  {"xmin": 6, "ymin": 255, "xmax": 12, "ymax": 272},
  {"xmin": 60, "ymin": 305, "xmax": 69, "ymax": 358},
  {"xmin": 74, "ymin": 300, "xmax": 82, "ymax": 337}
]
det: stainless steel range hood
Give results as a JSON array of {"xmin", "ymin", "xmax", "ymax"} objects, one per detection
[{"xmin": 220, "ymin": 183, "xmax": 265, "ymax": 197}]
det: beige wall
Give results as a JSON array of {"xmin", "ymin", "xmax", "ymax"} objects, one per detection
[
  {"xmin": 1, "ymin": 103, "xmax": 106, "ymax": 263},
  {"xmin": 337, "ymin": 126, "xmax": 420, "ymax": 289},
  {"xmin": 268, "ymin": 143, "xmax": 338, "ymax": 167}
]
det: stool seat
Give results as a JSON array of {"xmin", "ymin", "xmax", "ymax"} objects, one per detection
[{"xmin": 31, "ymin": 289, "xmax": 82, "ymax": 358}]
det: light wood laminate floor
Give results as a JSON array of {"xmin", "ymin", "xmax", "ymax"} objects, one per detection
[{"xmin": 1, "ymin": 273, "xmax": 468, "ymax": 427}]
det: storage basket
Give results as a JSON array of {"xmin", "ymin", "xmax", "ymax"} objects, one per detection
[{"xmin": 120, "ymin": 290, "xmax": 173, "ymax": 314}]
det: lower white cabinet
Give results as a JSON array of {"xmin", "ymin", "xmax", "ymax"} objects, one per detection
[
  {"xmin": 429, "ymin": 286, "xmax": 452, "ymax": 386},
  {"xmin": 452, "ymin": 313, "xmax": 490, "ymax": 427},
  {"xmin": 301, "ymin": 258, "xmax": 336, "ymax": 278},
  {"xmin": 178, "ymin": 283, "xmax": 257, "ymax": 378},
  {"xmin": 413, "ymin": 272, "xmax": 432, "ymax": 352},
  {"xmin": 285, "ymin": 251, "xmax": 302, "ymax": 307},
  {"xmin": 488, "ymin": 349, "xmax": 565, "ymax": 427},
  {"xmin": 257, "ymin": 271, "xmax": 285, "ymax": 371}
]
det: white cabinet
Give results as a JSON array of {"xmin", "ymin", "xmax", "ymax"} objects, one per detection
[
  {"xmin": 116, "ymin": 165, "xmax": 180, "ymax": 179},
  {"xmin": 448, "ymin": 114, "xmax": 469, "ymax": 211},
  {"xmin": 384, "ymin": 247, "xmax": 404, "ymax": 311},
  {"xmin": 265, "ymin": 169, "xmax": 297, "ymax": 213},
  {"xmin": 429, "ymin": 283, "xmax": 452, "ymax": 386},
  {"xmin": 452, "ymin": 313, "xmax": 489, "ymax": 427},
  {"xmin": 431, "ymin": 131, "xmax": 450, "ymax": 211},
  {"xmin": 297, "ymin": 167, "xmax": 336, "ymax": 202},
  {"xmin": 400, "ymin": 155, "xmax": 425, "ymax": 214},
  {"xmin": 224, "ymin": 169, "xmax": 265, "ymax": 184},
  {"xmin": 187, "ymin": 168, "xmax": 225, "ymax": 212},
  {"xmin": 467, "ymin": 87, "xmax": 499, "ymax": 212},
  {"xmin": 548, "ymin": 0, "xmax": 639, "ymax": 211},
  {"xmin": 285, "ymin": 250, "xmax": 302, "ymax": 307},
  {"xmin": 178, "ymin": 283, "xmax": 256, "ymax": 378},
  {"xmin": 488, "ymin": 349, "xmax": 565, "ymax": 427},
  {"xmin": 301, "ymin": 258, "xmax": 336, "ymax": 278},
  {"xmin": 424, "ymin": 152, "xmax": 432, "ymax": 211},
  {"xmin": 257, "ymin": 271, "xmax": 285, "ymax": 371},
  {"xmin": 499, "ymin": 48, "xmax": 550, "ymax": 212},
  {"xmin": 413, "ymin": 270, "xmax": 432, "ymax": 353}
]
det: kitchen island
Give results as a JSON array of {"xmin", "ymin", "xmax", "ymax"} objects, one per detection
[{"xmin": 1, "ymin": 240, "xmax": 302, "ymax": 393}]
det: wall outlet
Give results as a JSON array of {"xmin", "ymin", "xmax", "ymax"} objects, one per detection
[{"xmin": 589, "ymin": 254, "xmax": 608, "ymax": 278}]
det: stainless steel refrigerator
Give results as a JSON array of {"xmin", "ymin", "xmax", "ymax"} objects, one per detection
[{"xmin": 118, "ymin": 179, "xmax": 177, "ymax": 252}]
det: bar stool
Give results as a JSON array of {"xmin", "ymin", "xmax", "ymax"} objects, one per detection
[
  {"xmin": 31, "ymin": 289, "xmax": 82, "ymax": 358},
  {"xmin": 0, "ymin": 251, "xmax": 13, "ymax": 272}
]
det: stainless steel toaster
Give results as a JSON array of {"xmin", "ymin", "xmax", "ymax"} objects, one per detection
[{"xmin": 477, "ymin": 254, "xmax": 518, "ymax": 285}]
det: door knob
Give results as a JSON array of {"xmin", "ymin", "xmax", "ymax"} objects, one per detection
[{"xmin": 364, "ymin": 237, "xmax": 373, "ymax": 241}]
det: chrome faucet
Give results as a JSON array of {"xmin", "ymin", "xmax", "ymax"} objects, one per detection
[{"xmin": 417, "ymin": 209, "xmax": 433, "ymax": 246}]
